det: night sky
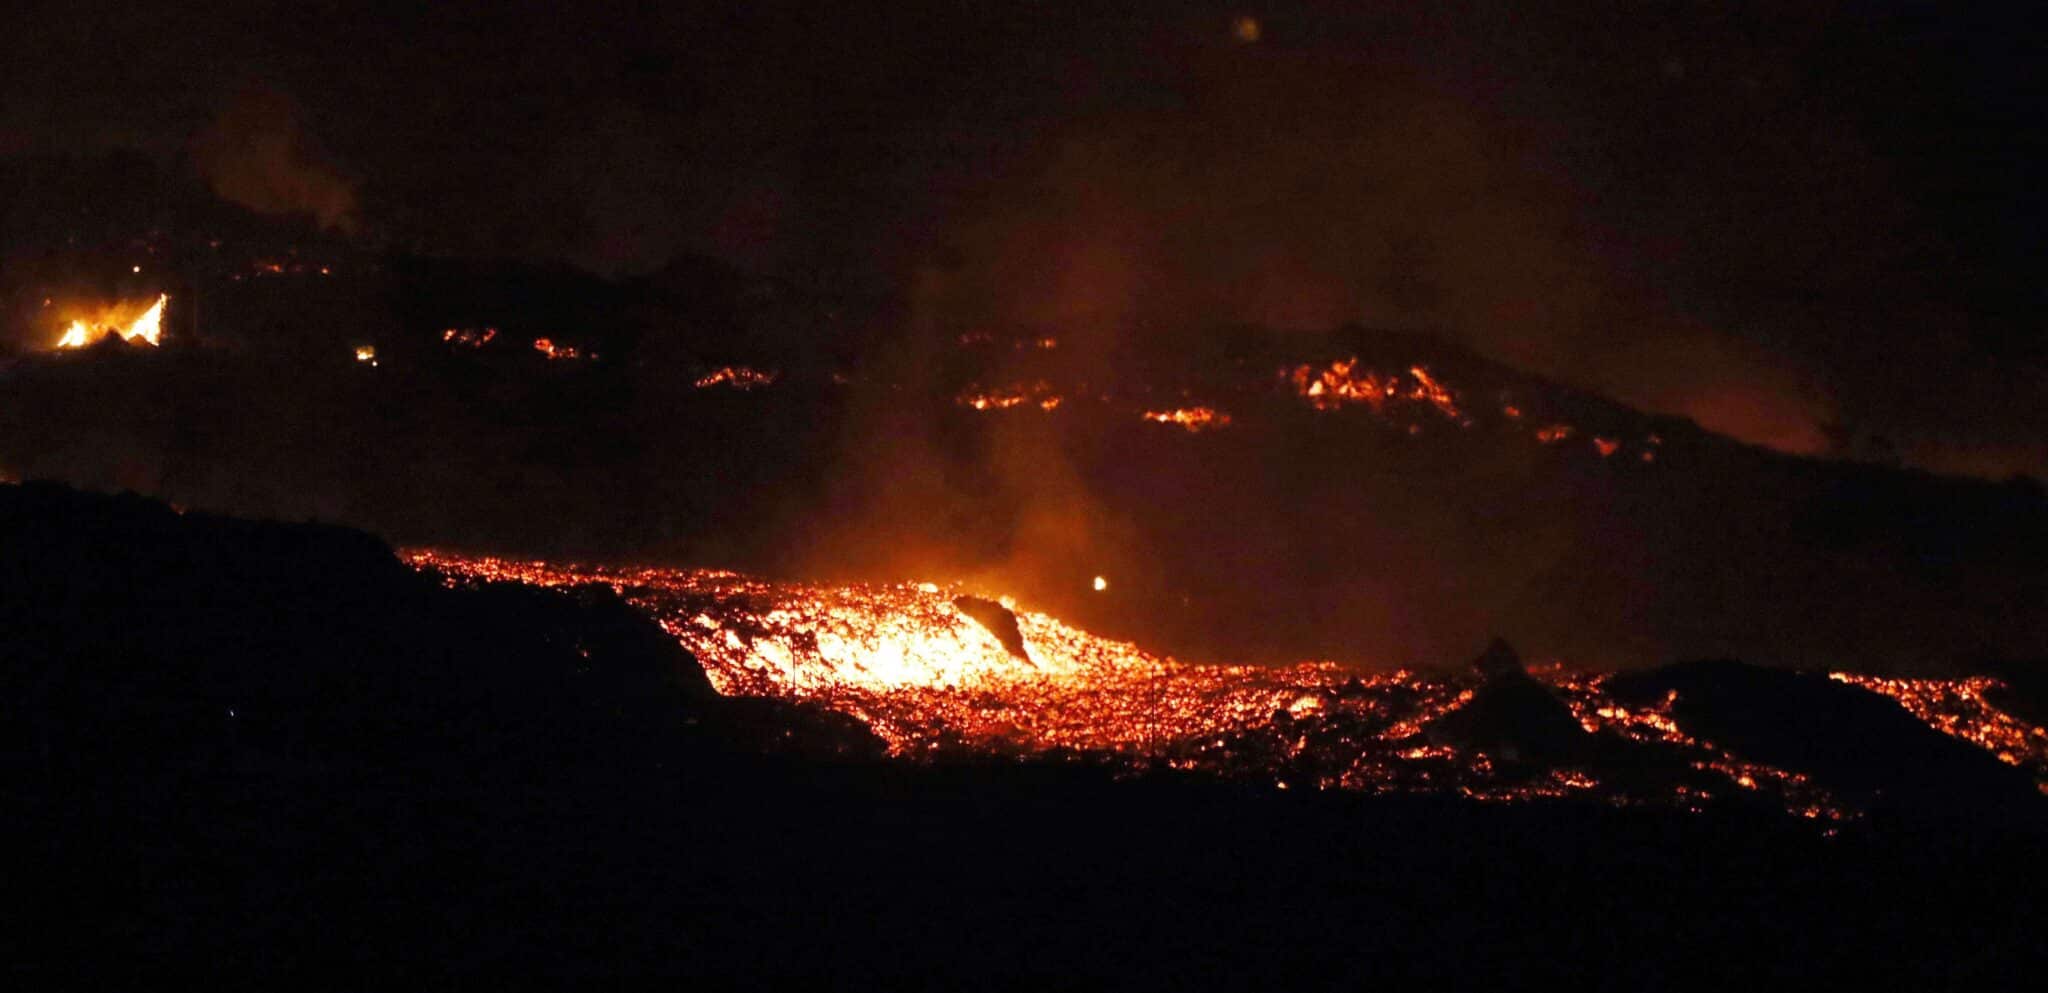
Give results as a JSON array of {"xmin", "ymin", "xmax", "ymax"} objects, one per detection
[{"xmin": 3, "ymin": 1, "xmax": 2041, "ymax": 476}]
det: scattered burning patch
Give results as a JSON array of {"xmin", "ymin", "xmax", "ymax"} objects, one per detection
[
  {"xmin": 958, "ymin": 381, "xmax": 1063, "ymax": 411},
  {"xmin": 442, "ymin": 326, "xmax": 499, "ymax": 348},
  {"xmin": 1142, "ymin": 407, "xmax": 1232, "ymax": 432},
  {"xmin": 404, "ymin": 551, "xmax": 2047, "ymax": 820},
  {"xmin": 54, "ymin": 294, "xmax": 167, "ymax": 349},
  {"xmin": 1284, "ymin": 359, "xmax": 1465, "ymax": 423},
  {"xmin": 532, "ymin": 337, "xmax": 591, "ymax": 361},
  {"xmin": 694, "ymin": 366, "xmax": 779, "ymax": 390}
]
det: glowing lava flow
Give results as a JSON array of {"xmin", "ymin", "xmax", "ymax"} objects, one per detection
[
  {"xmin": 1142, "ymin": 407, "xmax": 1232, "ymax": 432},
  {"xmin": 1830, "ymin": 673, "xmax": 2048, "ymax": 791},
  {"xmin": 694, "ymin": 366, "xmax": 779, "ymax": 390},
  {"xmin": 404, "ymin": 551, "xmax": 2046, "ymax": 818}
]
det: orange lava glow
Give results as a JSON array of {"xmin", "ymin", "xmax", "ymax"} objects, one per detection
[
  {"xmin": 958, "ymin": 381, "xmax": 1063, "ymax": 411},
  {"xmin": 694, "ymin": 366, "xmax": 780, "ymax": 390},
  {"xmin": 442, "ymin": 327, "xmax": 499, "ymax": 348},
  {"xmin": 1283, "ymin": 359, "xmax": 1464, "ymax": 423},
  {"xmin": 1142, "ymin": 407, "xmax": 1233, "ymax": 432},
  {"xmin": 1830, "ymin": 673, "xmax": 2048, "ymax": 791},
  {"xmin": 532, "ymin": 338, "xmax": 588, "ymax": 360},
  {"xmin": 1535, "ymin": 424, "xmax": 1574, "ymax": 444},
  {"xmin": 399, "ymin": 551, "xmax": 2048, "ymax": 819},
  {"xmin": 54, "ymin": 294, "xmax": 167, "ymax": 349}
]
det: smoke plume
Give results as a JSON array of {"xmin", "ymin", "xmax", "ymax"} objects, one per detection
[{"xmin": 190, "ymin": 87, "xmax": 357, "ymax": 233}]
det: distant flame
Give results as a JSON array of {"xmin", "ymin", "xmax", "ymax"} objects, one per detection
[
  {"xmin": 1283, "ymin": 359, "xmax": 1463, "ymax": 422},
  {"xmin": 54, "ymin": 294, "xmax": 167, "ymax": 349},
  {"xmin": 958, "ymin": 381, "xmax": 1063, "ymax": 412},
  {"xmin": 1143, "ymin": 407, "xmax": 1232, "ymax": 432},
  {"xmin": 533, "ymin": 338, "xmax": 587, "ymax": 360},
  {"xmin": 695, "ymin": 366, "xmax": 779, "ymax": 390},
  {"xmin": 442, "ymin": 327, "xmax": 498, "ymax": 348}
]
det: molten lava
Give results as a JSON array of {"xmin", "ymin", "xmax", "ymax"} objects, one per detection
[
  {"xmin": 403, "ymin": 551, "xmax": 2048, "ymax": 820},
  {"xmin": 694, "ymin": 366, "xmax": 780, "ymax": 390},
  {"xmin": 1142, "ymin": 407, "xmax": 1232, "ymax": 432},
  {"xmin": 532, "ymin": 338, "xmax": 588, "ymax": 360},
  {"xmin": 442, "ymin": 327, "xmax": 499, "ymax": 348},
  {"xmin": 958, "ymin": 381, "xmax": 1063, "ymax": 411}
]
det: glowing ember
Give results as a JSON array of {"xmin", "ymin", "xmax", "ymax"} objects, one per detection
[
  {"xmin": 1284, "ymin": 359, "xmax": 1464, "ymax": 422},
  {"xmin": 1286, "ymin": 358, "xmax": 1400, "ymax": 412},
  {"xmin": 533, "ymin": 338, "xmax": 588, "ymax": 360},
  {"xmin": 1142, "ymin": 407, "xmax": 1232, "ymax": 432},
  {"xmin": 958, "ymin": 381, "xmax": 1063, "ymax": 411},
  {"xmin": 694, "ymin": 366, "xmax": 780, "ymax": 390},
  {"xmin": 54, "ymin": 293, "xmax": 167, "ymax": 349},
  {"xmin": 1535, "ymin": 424, "xmax": 1574, "ymax": 444},
  {"xmin": 1593, "ymin": 437, "xmax": 1620, "ymax": 458},
  {"xmin": 442, "ymin": 327, "xmax": 499, "ymax": 348},
  {"xmin": 353, "ymin": 345, "xmax": 378, "ymax": 366}
]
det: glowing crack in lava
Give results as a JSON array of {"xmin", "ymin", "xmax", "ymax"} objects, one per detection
[
  {"xmin": 406, "ymin": 551, "xmax": 2048, "ymax": 818},
  {"xmin": 55, "ymin": 293, "xmax": 167, "ymax": 348}
]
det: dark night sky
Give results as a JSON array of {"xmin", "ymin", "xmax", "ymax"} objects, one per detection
[{"xmin": 3, "ymin": 1, "xmax": 2042, "ymax": 476}]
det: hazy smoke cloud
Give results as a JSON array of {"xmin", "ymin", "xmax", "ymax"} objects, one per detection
[
  {"xmin": 191, "ymin": 88, "xmax": 357, "ymax": 233},
  {"xmin": 911, "ymin": 55, "xmax": 1835, "ymax": 456}
]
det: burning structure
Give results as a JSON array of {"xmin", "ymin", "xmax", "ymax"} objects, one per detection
[{"xmin": 53, "ymin": 293, "xmax": 167, "ymax": 349}]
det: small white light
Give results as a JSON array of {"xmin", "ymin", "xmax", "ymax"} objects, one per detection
[{"xmin": 1092, "ymin": 576, "xmax": 1108, "ymax": 592}]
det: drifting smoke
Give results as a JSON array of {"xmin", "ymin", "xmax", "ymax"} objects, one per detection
[
  {"xmin": 909, "ymin": 53, "xmax": 1834, "ymax": 457},
  {"xmin": 190, "ymin": 88, "xmax": 357, "ymax": 233}
]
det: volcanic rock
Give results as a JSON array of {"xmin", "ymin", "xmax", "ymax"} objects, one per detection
[
  {"xmin": 953, "ymin": 595, "xmax": 1033, "ymax": 664},
  {"xmin": 1425, "ymin": 638, "xmax": 1588, "ymax": 764},
  {"xmin": 1606, "ymin": 659, "xmax": 2040, "ymax": 815}
]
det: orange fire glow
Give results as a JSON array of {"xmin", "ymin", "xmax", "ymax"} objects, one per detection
[
  {"xmin": 694, "ymin": 366, "xmax": 780, "ymax": 390},
  {"xmin": 1830, "ymin": 673, "xmax": 2048, "ymax": 790},
  {"xmin": 1284, "ymin": 359, "xmax": 1465, "ymax": 423},
  {"xmin": 958, "ymin": 381, "xmax": 1063, "ymax": 412},
  {"xmin": 1142, "ymin": 407, "xmax": 1232, "ymax": 432},
  {"xmin": 532, "ymin": 338, "xmax": 587, "ymax": 360},
  {"xmin": 400, "ymin": 551, "xmax": 2046, "ymax": 820},
  {"xmin": 442, "ymin": 327, "xmax": 499, "ymax": 348},
  {"xmin": 54, "ymin": 294, "xmax": 167, "ymax": 349}
]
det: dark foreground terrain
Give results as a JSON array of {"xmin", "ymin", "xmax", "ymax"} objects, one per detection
[{"xmin": 3, "ymin": 482, "xmax": 2043, "ymax": 987}]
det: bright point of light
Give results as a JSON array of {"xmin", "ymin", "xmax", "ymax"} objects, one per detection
[
  {"xmin": 131, "ymin": 265, "xmax": 141, "ymax": 273},
  {"xmin": 1093, "ymin": 576, "xmax": 1108, "ymax": 592},
  {"xmin": 1233, "ymin": 15, "xmax": 1261, "ymax": 43},
  {"xmin": 354, "ymin": 345, "xmax": 377, "ymax": 365}
]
